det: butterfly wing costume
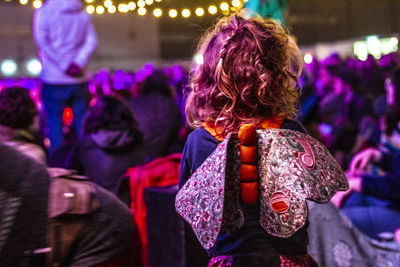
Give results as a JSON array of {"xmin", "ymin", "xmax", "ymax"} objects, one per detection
[{"xmin": 176, "ymin": 128, "xmax": 348, "ymax": 250}]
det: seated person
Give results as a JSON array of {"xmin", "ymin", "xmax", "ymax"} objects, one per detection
[
  {"xmin": 332, "ymin": 146, "xmax": 400, "ymax": 239},
  {"xmin": 67, "ymin": 95, "xmax": 146, "ymax": 195},
  {"xmin": 0, "ymin": 86, "xmax": 45, "ymax": 164}
]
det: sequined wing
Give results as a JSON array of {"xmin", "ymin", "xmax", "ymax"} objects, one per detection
[
  {"xmin": 175, "ymin": 134, "xmax": 244, "ymax": 250},
  {"xmin": 257, "ymin": 129, "xmax": 349, "ymax": 238}
]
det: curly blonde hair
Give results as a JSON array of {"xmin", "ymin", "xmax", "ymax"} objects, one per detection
[{"xmin": 185, "ymin": 13, "xmax": 302, "ymax": 134}]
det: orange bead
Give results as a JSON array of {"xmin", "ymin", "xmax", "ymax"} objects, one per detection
[
  {"xmin": 240, "ymin": 164, "xmax": 257, "ymax": 182},
  {"xmin": 238, "ymin": 123, "xmax": 257, "ymax": 146},
  {"xmin": 240, "ymin": 145, "xmax": 257, "ymax": 164},
  {"xmin": 241, "ymin": 182, "xmax": 258, "ymax": 204}
]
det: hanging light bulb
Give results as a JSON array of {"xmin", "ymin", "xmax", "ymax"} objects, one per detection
[
  {"xmin": 118, "ymin": 3, "xmax": 129, "ymax": 13},
  {"xmin": 208, "ymin": 5, "xmax": 217, "ymax": 14},
  {"xmin": 137, "ymin": 0, "xmax": 145, "ymax": 8},
  {"xmin": 128, "ymin": 1, "xmax": 136, "ymax": 10},
  {"xmin": 153, "ymin": 8, "xmax": 162, "ymax": 17},
  {"xmin": 108, "ymin": 5, "xmax": 116, "ymax": 13},
  {"xmin": 182, "ymin": 8, "xmax": 191, "ymax": 18},
  {"xmin": 220, "ymin": 2, "xmax": 229, "ymax": 11},
  {"xmin": 195, "ymin": 7, "xmax": 204, "ymax": 16},
  {"xmin": 138, "ymin": 7, "xmax": 146, "ymax": 15},
  {"xmin": 96, "ymin": 5, "xmax": 105, "ymax": 14},
  {"xmin": 169, "ymin": 9, "xmax": 177, "ymax": 18},
  {"xmin": 32, "ymin": 0, "xmax": 42, "ymax": 9},
  {"xmin": 104, "ymin": 0, "xmax": 112, "ymax": 8},
  {"xmin": 86, "ymin": 5, "xmax": 95, "ymax": 14}
]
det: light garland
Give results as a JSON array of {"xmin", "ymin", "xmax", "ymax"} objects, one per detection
[{"xmin": 14, "ymin": 0, "xmax": 245, "ymax": 18}]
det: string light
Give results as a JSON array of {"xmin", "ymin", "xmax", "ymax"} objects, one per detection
[
  {"xmin": 138, "ymin": 7, "xmax": 146, "ymax": 15},
  {"xmin": 128, "ymin": 1, "xmax": 136, "ymax": 10},
  {"xmin": 18, "ymin": 0, "xmax": 245, "ymax": 18},
  {"xmin": 137, "ymin": 0, "xmax": 145, "ymax": 8},
  {"xmin": 32, "ymin": 0, "xmax": 42, "ymax": 9},
  {"xmin": 182, "ymin": 8, "xmax": 190, "ymax": 18},
  {"xmin": 169, "ymin": 9, "xmax": 177, "ymax": 18},
  {"xmin": 220, "ymin": 2, "xmax": 229, "ymax": 11},
  {"xmin": 195, "ymin": 7, "xmax": 204, "ymax": 16},
  {"xmin": 232, "ymin": 0, "xmax": 241, "ymax": 8},
  {"xmin": 86, "ymin": 5, "xmax": 95, "ymax": 14},
  {"xmin": 153, "ymin": 8, "xmax": 162, "ymax": 17},
  {"xmin": 208, "ymin": 5, "xmax": 217, "ymax": 14},
  {"xmin": 108, "ymin": 5, "xmax": 116, "ymax": 13},
  {"xmin": 118, "ymin": 3, "xmax": 129, "ymax": 13},
  {"xmin": 104, "ymin": 0, "xmax": 112, "ymax": 8},
  {"xmin": 96, "ymin": 5, "xmax": 105, "ymax": 14}
]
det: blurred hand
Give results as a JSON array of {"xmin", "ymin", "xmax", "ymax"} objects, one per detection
[
  {"xmin": 66, "ymin": 63, "xmax": 83, "ymax": 77},
  {"xmin": 331, "ymin": 189, "xmax": 352, "ymax": 208},
  {"xmin": 348, "ymin": 148, "xmax": 382, "ymax": 176}
]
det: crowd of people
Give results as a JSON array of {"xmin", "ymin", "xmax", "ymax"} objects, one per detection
[
  {"xmin": 0, "ymin": 2, "xmax": 400, "ymax": 266},
  {"xmin": 0, "ymin": 47, "xmax": 400, "ymax": 265}
]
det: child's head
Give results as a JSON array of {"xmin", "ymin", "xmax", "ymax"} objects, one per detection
[{"xmin": 186, "ymin": 14, "xmax": 302, "ymax": 133}]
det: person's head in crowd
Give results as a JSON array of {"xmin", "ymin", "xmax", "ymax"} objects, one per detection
[
  {"xmin": 185, "ymin": 14, "xmax": 302, "ymax": 134},
  {"xmin": 378, "ymin": 53, "xmax": 396, "ymax": 75},
  {"xmin": 84, "ymin": 95, "xmax": 143, "ymax": 145},
  {"xmin": 384, "ymin": 105, "xmax": 400, "ymax": 137},
  {"xmin": 0, "ymin": 86, "xmax": 38, "ymax": 132},
  {"xmin": 140, "ymin": 68, "xmax": 173, "ymax": 98},
  {"xmin": 328, "ymin": 66, "xmax": 360, "ymax": 96},
  {"xmin": 322, "ymin": 52, "xmax": 341, "ymax": 67},
  {"xmin": 386, "ymin": 68, "xmax": 400, "ymax": 106},
  {"xmin": 317, "ymin": 64, "xmax": 336, "ymax": 95}
]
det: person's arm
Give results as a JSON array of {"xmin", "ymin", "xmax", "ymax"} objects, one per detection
[
  {"xmin": 361, "ymin": 151, "xmax": 400, "ymax": 202},
  {"xmin": 178, "ymin": 139, "xmax": 192, "ymax": 189},
  {"xmin": 33, "ymin": 11, "xmax": 70, "ymax": 71},
  {"xmin": 73, "ymin": 17, "xmax": 98, "ymax": 69},
  {"xmin": 348, "ymin": 147, "xmax": 382, "ymax": 176}
]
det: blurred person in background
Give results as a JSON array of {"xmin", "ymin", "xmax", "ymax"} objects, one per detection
[
  {"xmin": 0, "ymin": 86, "xmax": 46, "ymax": 164},
  {"xmin": 129, "ymin": 69, "xmax": 184, "ymax": 161},
  {"xmin": 33, "ymin": 0, "xmax": 98, "ymax": 155},
  {"xmin": 67, "ymin": 95, "xmax": 146, "ymax": 195}
]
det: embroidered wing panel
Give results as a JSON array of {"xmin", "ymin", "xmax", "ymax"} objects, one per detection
[
  {"xmin": 257, "ymin": 129, "xmax": 349, "ymax": 238},
  {"xmin": 175, "ymin": 135, "xmax": 243, "ymax": 250}
]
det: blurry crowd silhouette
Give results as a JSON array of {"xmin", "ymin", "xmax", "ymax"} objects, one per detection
[{"xmin": 0, "ymin": 51, "xmax": 400, "ymax": 266}]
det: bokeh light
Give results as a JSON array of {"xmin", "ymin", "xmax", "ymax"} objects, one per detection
[
  {"xmin": 118, "ymin": 3, "xmax": 129, "ymax": 13},
  {"xmin": 138, "ymin": 7, "xmax": 147, "ymax": 15},
  {"xmin": 169, "ymin": 9, "xmax": 178, "ymax": 18},
  {"xmin": 182, "ymin": 9, "xmax": 191, "ymax": 18},
  {"xmin": 128, "ymin": 1, "xmax": 136, "ymax": 10},
  {"xmin": 96, "ymin": 5, "xmax": 105, "ymax": 14},
  {"xmin": 1, "ymin": 60, "xmax": 18, "ymax": 76},
  {"xmin": 26, "ymin": 59, "xmax": 42, "ymax": 76},
  {"xmin": 86, "ymin": 5, "xmax": 95, "ymax": 14},
  {"xmin": 153, "ymin": 8, "xmax": 162, "ymax": 17},
  {"xmin": 220, "ymin": 2, "xmax": 229, "ymax": 11},
  {"xmin": 32, "ymin": 0, "xmax": 42, "ymax": 9},
  {"xmin": 195, "ymin": 7, "xmax": 204, "ymax": 16},
  {"xmin": 208, "ymin": 5, "xmax": 217, "ymax": 14}
]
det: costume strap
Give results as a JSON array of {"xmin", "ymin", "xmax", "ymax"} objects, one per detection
[
  {"xmin": 203, "ymin": 117, "xmax": 284, "ymax": 205},
  {"xmin": 202, "ymin": 117, "xmax": 284, "ymax": 141}
]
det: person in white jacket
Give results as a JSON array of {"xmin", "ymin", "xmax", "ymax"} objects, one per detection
[{"xmin": 33, "ymin": 0, "xmax": 97, "ymax": 154}]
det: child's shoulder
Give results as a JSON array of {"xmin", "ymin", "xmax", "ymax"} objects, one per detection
[
  {"xmin": 280, "ymin": 119, "xmax": 307, "ymax": 133},
  {"xmin": 187, "ymin": 126, "xmax": 221, "ymax": 145}
]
